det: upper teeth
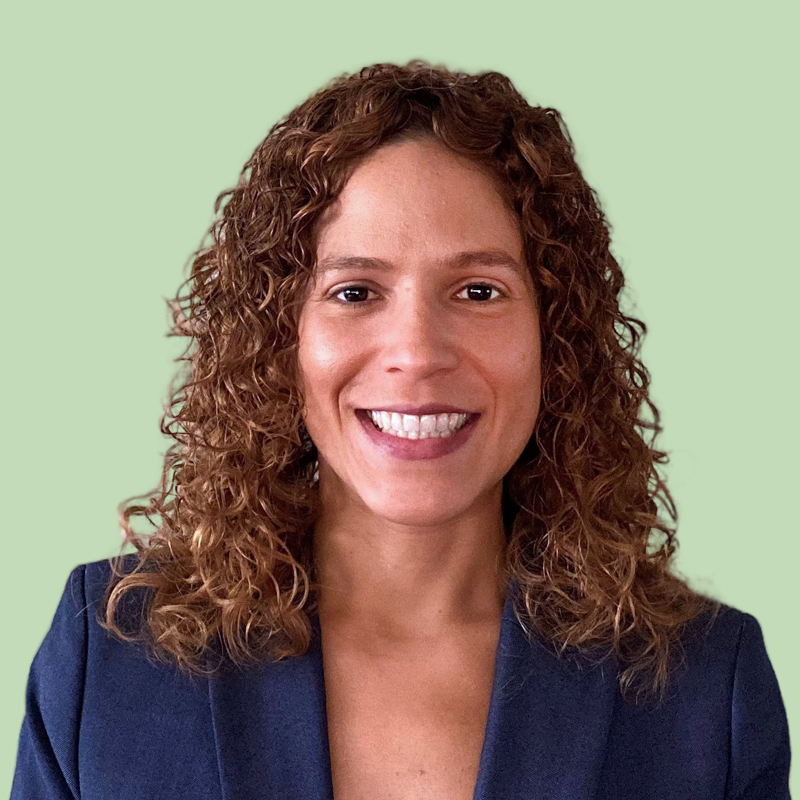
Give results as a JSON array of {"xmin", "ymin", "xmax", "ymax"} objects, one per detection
[{"xmin": 368, "ymin": 411, "xmax": 470, "ymax": 439}]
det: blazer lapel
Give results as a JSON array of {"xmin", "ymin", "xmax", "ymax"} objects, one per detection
[
  {"xmin": 208, "ymin": 612, "xmax": 334, "ymax": 800},
  {"xmin": 473, "ymin": 579, "xmax": 619, "ymax": 799},
  {"xmin": 208, "ymin": 579, "xmax": 618, "ymax": 800}
]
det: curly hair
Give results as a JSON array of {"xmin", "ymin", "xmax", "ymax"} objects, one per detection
[{"xmin": 99, "ymin": 59, "xmax": 722, "ymax": 708}]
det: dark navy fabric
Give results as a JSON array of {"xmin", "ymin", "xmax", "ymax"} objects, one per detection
[{"xmin": 10, "ymin": 556, "xmax": 792, "ymax": 799}]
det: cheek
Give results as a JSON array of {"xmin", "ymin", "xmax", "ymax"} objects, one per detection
[
  {"xmin": 300, "ymin": 322, "xmax": 343, "ymax": 372},
  {"xmin": 485, "ymin": 323, "xmax": 540, "ymax": 375},
  {"xmin": 494, "ymin": 330, "xmax": 542, "ymax": 416},
  {"xmin": 297, "ymin": 322, "xmax": 357, "ymax": 407}
]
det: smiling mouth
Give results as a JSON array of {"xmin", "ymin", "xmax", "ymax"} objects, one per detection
[{"xmin": 355, "ymin": 409, "xmax": 477, "ymax": 438}]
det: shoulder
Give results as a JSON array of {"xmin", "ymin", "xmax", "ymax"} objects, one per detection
[
  {"xmin": 31, "ymin": 554, "xmax": 156, "ymax": 680},
  {"xmin": 12, "ymin": 556, "xmax": 217, "ymax": 798},
  {"xmin": 12, "ymin": 555, "xmax": 148, "ymax": 797},
  {"xmin": 64, "ymin": 553, "xmax": 150, "ymax": 626},
  {"xmin": 689, "ymin": 602, "xmax": 791, "ymax": 798},
  {"xmin": 59, "ymin": 552, "xmax": 140, "ymax": 597},
  {"xmin": 43, "ymin": 554, "xmax": 142, "ymax": 643},
  {"xmin": 626, "ymin": 601, "xmax": 791, "ymax": 797},
  {"xmin": 49, "ymin": 554, "xmax": 214, "ymax": 696},
  {"xmin": 44, "ymin": 553, "xmax": 168, "ymax": 676},
  {"xmin": 711, "ymin": 605, "xmax": 791, "ymax": 798},
  {"xmin": 679, "ymin": 601, "xmax": 757, "ymax": 670},
  {"xmin": 32, "ymin": 555, "xmax": 140, "ymax": 656},
  {"xmin": 676, "ymin": 601, "xmax": 786, "ymax": 702},
  {"xmin": 601, "ymin": 600, "xmax": 791, "ymax": 797},
  {"xmin": 656, "ymin": 600, "xmax": 786, "ymax": 709},
  {"xmin": 81, "ymin": 551, "xmax": 141, "ymax": 598}
]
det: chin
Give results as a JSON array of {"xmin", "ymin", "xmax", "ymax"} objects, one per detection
[{"xmin": 362, "ymin": 491, "xmax": 472, "ymax": 529}]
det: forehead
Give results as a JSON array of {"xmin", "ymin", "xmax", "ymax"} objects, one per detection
[{"xmin": 314, "ymin": 138, "xmax": 522, "ymax": 260}]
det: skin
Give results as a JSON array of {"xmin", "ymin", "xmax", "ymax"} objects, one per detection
[{"xmin": 297, "ymin": 135, "xmax": 542, "ymax": 641}]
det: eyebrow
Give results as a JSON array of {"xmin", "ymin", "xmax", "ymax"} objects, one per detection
[{"xmin": 316, "ymin": 250, "xmax": 526, "ymax": 277}]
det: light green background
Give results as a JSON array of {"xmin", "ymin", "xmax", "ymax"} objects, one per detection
[{"xmin": 2, "ymin": 0, "xmax": 797, "ymax": 794}]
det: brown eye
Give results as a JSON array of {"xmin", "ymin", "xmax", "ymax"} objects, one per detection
[
  {"xmin": 458, "ymin": 284, "xmax": 504, "ymax": 302},
  {"xmin": 331, "ymin": 285, "xmax": 375, "ymax": 304},
  {"xmin": 328, "ymin": 283, "xmax": 505, "ymax": 306}
]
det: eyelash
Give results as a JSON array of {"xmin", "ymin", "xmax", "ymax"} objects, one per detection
[{"xmin": 327, "ymin": 283, "xmax": 507, "ymax": 306}]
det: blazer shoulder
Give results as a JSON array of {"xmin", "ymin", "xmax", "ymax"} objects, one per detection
[
  {"xmin": 10, "ymin": 558, "xmax": 133, "ymax": 799},
  {"xmin": 725, "ymin": 606, "xmax": 792, "ymax": 798},
  {"xmin": 682, "ymin": 599, "xmax": 744, "ymax": 642},
  {"xmin": 76, "ymin": 553, "xmax": 150, "ymax": 632},
  {"xmin": 78, "ymin": 554, "xmax": 225, "ymax": 678},
  {"xmin": 683, "ymin": 600, "xmax": 792, "ymax": 798},
  {"xmin": 81, "ymin": 552, "xmax": 140, "ymax": 595},
  {"xmin": 676, "ymin": 601, "xmax": 770, "ymax": 670}
]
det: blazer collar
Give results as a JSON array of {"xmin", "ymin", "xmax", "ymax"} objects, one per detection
[{"xmin": 208, "ymin": 580, "xmax": 619, "ymax": 800}]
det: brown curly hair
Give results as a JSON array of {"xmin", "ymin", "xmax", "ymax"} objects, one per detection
[{"xmin": 99, "ymin": 59, "xmax": 722, "ymax": 707}]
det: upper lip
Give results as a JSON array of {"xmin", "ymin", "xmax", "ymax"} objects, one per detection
[{"xmin": 358, "ymin": 404, "xmax": 477, "ymax": 415}]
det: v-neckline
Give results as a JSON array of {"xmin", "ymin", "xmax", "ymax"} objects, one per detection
[
  {"xmin": 207, "ymin": 576, "xmax": 619, "ymax": 800},
  {"xmin": 308, "ymin": 580, "xmax": 521, "ymax": 800}
]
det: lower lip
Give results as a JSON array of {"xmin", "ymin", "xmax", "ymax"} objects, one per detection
[{"xmin": 355, "ymin": 410, "xmax": 480, "ymax": 461}]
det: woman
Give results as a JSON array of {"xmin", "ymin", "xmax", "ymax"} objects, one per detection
[{"xmin": 11, "ymin": 61, "xmax": 791, "ymax": 799}]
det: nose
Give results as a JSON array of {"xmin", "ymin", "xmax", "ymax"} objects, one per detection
[{"xmin": 377, "ymin": 286, "xmax": 460, "ymax": 376}]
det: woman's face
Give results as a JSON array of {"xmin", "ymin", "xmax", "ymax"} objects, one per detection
[{"xmin": 297, "ymin": 136, "xmax": 541, "ymax": 528}]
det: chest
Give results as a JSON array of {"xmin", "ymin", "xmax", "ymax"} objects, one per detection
[{"xmin": 321, "ymin": 625, "xmax": 499, "ymax": 800}]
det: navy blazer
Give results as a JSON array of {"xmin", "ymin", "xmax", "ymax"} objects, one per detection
[{"xmin": 11, "ymin": 556, "xmax": 792, "ymax": 799}]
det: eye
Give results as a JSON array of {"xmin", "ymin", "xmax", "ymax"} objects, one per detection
[
  {"xmin": 330, "ymin": 285, "xmax": 376, "ymax": 304},
  {"xmin": 456, "ymin": 283, "xmax": 505, "ymax": 303},
  {"xmin": 328, "ymin": 283, "xmax": 506, "ymax": 306}
]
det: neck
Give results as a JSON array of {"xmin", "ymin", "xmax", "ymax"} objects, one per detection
[{"xmin": 311, "ymin": 487, "xmax": 508, "ymax": 641}]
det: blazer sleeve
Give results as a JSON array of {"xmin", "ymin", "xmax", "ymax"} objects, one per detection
[
  {"xmin": 10, "ymin": 564, "xmax": 88, "ymax": 800},
  {"xmin": 726, "ymin": 611, "xmax": 792, "ymax": 800}
]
